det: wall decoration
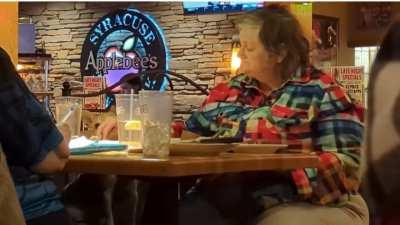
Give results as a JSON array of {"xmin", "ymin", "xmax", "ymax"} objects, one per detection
[
  {"xmin": 311, "ymin": 14, "xmax": 339, "ymax": 69},
  {"xmin": 330, "ymin": 66, "xmax": 365, "ymax": 106},
  {"xmin": 358, "ymin": 3, "xmax": 392, "ymax": 29},
  {"xmin": 80, "ymin": 8, "xmax": 169, "ymax": 93},
  {"xmin": 83, "ymin": 76, "xmax": 106, "ymax": 110}
]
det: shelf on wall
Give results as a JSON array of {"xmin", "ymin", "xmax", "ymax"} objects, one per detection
[
  {"xmin": 18, "ymin": 53, "xmax": 52, "ymax": 59},
  {"xmin": 32, "ymin": 91, "xmax": 53, "ymax": 96},
  {"xmin": 18, "ymin": 53, "xmax": 53, "ymax": 114}
]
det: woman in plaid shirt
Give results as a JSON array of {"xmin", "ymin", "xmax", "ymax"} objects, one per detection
[{"xmin": 182, "ymin": 5, "xmax": 368, "ymax": 225}]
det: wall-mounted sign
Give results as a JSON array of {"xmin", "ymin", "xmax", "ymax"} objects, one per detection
[
  {"xmin": 357, "ymin": 3, "xmax": 392, "ymax": 29},
  {"xmin": 80, "ymin": 8, "xmax": 169, "ymax": 92},
  {"xmin": 330, "ymin": 66, "xmax": 365, "ymax": 106},
  {"xmin": 83, "ymin": 76, "xmax": 106, "ymax": 110}
]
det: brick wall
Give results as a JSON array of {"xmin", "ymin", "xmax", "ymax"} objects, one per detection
[{"xmin": 20, "ymin": 2, "xmax": 241, "ymax": 119}]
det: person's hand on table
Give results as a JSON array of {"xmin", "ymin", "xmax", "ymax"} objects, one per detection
[{"xmin": 96, "ymin": 116, "xmax": 118, "ymax": 140}]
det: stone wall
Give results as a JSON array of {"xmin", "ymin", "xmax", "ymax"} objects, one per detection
[{"xmin": 20, "ymin": 2, "xmax": 241, "ymax": 119}]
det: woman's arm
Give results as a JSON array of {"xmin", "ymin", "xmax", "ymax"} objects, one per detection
[
  {"xmin": 185, "ymin": 79, "xmax": 256, "ymax": 138},
  {"xmin": 292, "ymin": 84, "xmax": 364, "ymax": 205},
  {"xmin": 292, "ymin": 113, "xmax": 363, "ymax": 204}
]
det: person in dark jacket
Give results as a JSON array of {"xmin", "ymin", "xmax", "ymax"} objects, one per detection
[{"xmin": 0, "ymin": 47, "xmax": 71, "ymax": 225}]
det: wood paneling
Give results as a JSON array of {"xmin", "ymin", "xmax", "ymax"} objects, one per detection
[{"xmin": 0, "ymin": 2, "xmax": 18, "ymax": 65}]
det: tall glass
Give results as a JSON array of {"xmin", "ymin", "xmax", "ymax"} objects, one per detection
[
  {"xmin": 55, "ymin": 97, "xmax": 83, "ymax": 137},
  {"xmin": 115, "ymin": 94, "xmax": 142, "ymax": 149},
  {"xmin": 139, "ymin": 90, "xmax": 173, "ymax": 159}
]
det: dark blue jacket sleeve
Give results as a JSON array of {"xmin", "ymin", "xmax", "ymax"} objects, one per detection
[{"xmin": 0, "ymin": 48, "xmax": 63, "ymax": 168}]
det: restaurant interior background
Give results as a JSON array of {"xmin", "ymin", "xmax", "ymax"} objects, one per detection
[{"xmin": 0, "ymin": 1, "xmax": 395, "ymax": 135}]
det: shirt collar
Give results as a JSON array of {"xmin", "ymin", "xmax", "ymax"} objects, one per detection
[
  {"xmin": 230, "ymin": 66, "xmax": 317, "ymax": 96},
  {"xmin": 230, "ymin": 74, "xmax": 261, "ymax": 90},
  {"xmin": 287, "ymin": 66, "xmax": 313, "ymax": 83}
]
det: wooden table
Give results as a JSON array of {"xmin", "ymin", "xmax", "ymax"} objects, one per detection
[
  {"xmin": 63, "ymin": 150, "xmax": 319, "ymax": 225},
  {"xmin": 64, "ymin": 153, "xmax": 318, "ymax": 177}
]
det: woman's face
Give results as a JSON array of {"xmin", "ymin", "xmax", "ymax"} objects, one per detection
[{"xmin": 238, "ymin": 25, "xmax": 281, "ymax": 83}]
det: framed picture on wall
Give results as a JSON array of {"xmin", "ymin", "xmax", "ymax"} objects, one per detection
[
  {"xmin": 311, "ymin": 14, "xmax": 339, "ymax": 69},
  {"xmin": 357, "ymin": 3, "xmax": 392, "ymax": 29}
]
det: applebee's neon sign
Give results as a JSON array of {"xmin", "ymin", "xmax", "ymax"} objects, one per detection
[
  {"xmin": 80, "ymin": 8, "xmax": 169, "ymax": 90},
  {"xmin": 84, "ymin": 48, "xmax": 158, "ymax": 72},
  {"xmin": 88, "ymin": 11, "xmax": 157, "ymax": 45}
]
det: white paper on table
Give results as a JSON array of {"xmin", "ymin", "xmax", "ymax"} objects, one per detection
[
  {"xmin": 68, "ymin": 136, "xmax": 122, "ymax": 149},
  {"xmin": 69, "ymin": 136, "xmax": 94, "ymax": 149}
]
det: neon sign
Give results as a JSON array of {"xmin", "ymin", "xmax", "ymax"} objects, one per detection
[
  {"xmin": 80, "ymin": 8, "xmax": 169, "ymax": 91},
  {"xmin": 88, "ymin": 12, "xmax": 157, "ymax": 45}
]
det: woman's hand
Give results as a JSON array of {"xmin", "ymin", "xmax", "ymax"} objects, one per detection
[{"xmin": 96, "ymin": 116, "xmax": 118, "ymax": 140}]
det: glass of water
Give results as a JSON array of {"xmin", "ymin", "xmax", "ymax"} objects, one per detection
[
  {"xmin": 115, "ymin": 94, "xmax": 142, "ymax": 149},
  {"xmin": 139, "ymin": 90, "xmax": 173, "ymax": 159},
  {"xmin": 55, "ymin": 97, "xmax": 83, "ymax": 137}
]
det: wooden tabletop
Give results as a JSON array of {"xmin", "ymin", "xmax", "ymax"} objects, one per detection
[{"xmin": 64, "ymin": 153, "xmax": 318, "ymax": 177}]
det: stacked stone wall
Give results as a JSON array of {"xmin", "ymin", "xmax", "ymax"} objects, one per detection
[{"xmin": 20, "ymin": 2, "xmax": 242, "ymax": 118}]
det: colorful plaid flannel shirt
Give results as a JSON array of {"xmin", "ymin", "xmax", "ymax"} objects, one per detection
[{"xmin": 186, "ymin": 67, "xmax": 364, "ymax": 205}]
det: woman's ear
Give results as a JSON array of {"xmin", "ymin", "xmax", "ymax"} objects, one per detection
[{"xmin": 277, "ymin": 48, "xmax": 288, "ymax": 63}]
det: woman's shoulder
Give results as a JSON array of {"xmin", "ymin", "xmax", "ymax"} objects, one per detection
[
  {"xmin": 306, "ymin": 67, "xmax": 357, "ymax": 110},
  {"xmin": 283, "ymin": 67, "xmax": 353, "ymax": 105},
  {"xmin": 293, "ymin": 67, "xmax": 342, "ymax": 90},
  {"xmin": 209, "ymin": 73, "xmax": 259, "ymax": 92},
  {"xmin": 204, "ymin": 74, "xmax": 263, "ymax": 106}
]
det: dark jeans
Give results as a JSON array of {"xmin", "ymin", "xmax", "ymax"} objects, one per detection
[
  {"xmin": 179, "ymin": 173, "xmax": 263, "ymax": 225},
  {"xmin": 27, "ymin": 210, "xmax": 72, "ymax": 225},
  {"xmin": 179, "ymin": 172, "xmax": 294, "ymax": 225}
]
